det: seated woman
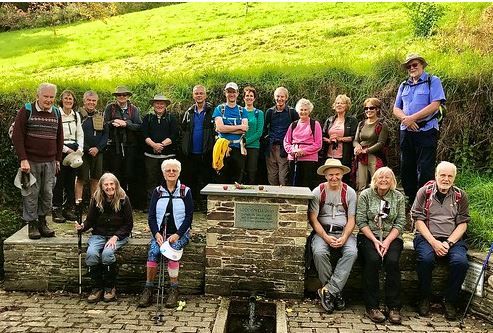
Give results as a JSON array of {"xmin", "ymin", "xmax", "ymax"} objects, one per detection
[
  {"xmin": 356, "ymin": 167, "xmax": 405, "ymax": 324},
  {"xmin": 75, "ymin": 172, "xmax": 133, "ymax": 303},
  {"xmin": 353, "ymin": 98, "xmax": 389, "ymax": 193},
  {"xmin": 138, "ymin": 159, "xmax": 193, "ymax": 308}
]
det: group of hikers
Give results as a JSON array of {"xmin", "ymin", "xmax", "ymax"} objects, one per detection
[{"xmin": 10, "ymin": 53, "xmax": 470, "ymax": 323}]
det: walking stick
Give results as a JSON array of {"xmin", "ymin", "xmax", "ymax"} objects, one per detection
[
  {"xmin": 152, "ymin": 213, "xmax": 170, "ymax": 325},
  {"xmin": 76, "ymin": 200, "xmax": 83, "ymax": 295},
  {"xmin": 459, "ymin": 241, "xmax": 493, "ymax": 328},
  {"xmin": 292, "ymin": 156, "xmax": 298, "ymax": 186}
]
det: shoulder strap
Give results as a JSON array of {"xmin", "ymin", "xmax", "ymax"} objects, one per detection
[
  {"xmin": 318, "ymin": 183, "xmax": 326, "ymax": 214},
  {"xmin": 424, "ymin": 180, "xmax": 436, "ymax": 226},
  {"xmin": 290, "ymin": 120, "xmax": 299, "ymax": 141},
  {"xmin": 180, "ymin": 183, "xmax": 186, "ymax": 199},
  {"xmin": 310, "ymin": 118, "xmax": 316, "ymax": 138},
  {"xmin": 341, "ymin": 182, "xmax": 348, "ymax": 217},
  {"xmin": 254, "ymin": 108, "xmax": 259, "ymax": 119},
  {"xmin": 220, "ymin": 104, "xmax": 226, "ymax": 117}
]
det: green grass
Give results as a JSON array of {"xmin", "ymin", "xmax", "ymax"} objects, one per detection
[{"xmin": 0, "ymin": 2, "xmax": 491, "ymax": 93}]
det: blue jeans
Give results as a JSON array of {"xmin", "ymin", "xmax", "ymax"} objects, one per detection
[
  {"xmin": 86, "ymin": 234, "xmax": 129, "ymax": 266},
  {"xmin": 147, "ymin": 232, "xmax": 190, "ymax": 263},
  {"xmin": 414, "ymin": 234, "xmax": 468, "ymax": 303}
]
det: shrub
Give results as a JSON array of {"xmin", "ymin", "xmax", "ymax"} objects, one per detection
[{"xmin": 405, "ymin": 2, "xmax": 445, "ymax": 37}]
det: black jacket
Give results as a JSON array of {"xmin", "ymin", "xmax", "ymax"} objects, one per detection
[
  {"xmin": 321, "ymin": 115, "xmax": 358, "ymax": 167},
  {"xmin": 180, "ymin": 102, "xmax": 215, "ymax": 157}
]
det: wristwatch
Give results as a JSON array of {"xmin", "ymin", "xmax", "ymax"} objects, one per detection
[{"xmin": 446, "ymin": 240, "xmax": 455, "ymax": 247}]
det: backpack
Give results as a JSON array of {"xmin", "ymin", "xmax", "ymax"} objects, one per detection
[
  {"xmin": 219, "ymin": 103, "xmax": 244, "ymax": 119},
  {"xmin": 423, "ymin": 180, "xmax": 462, "ymax": 227},
  {"xmin": 356, "ymin": 119, "xmax": 389, "ymax": 163},
  {"xmin": 401, "ymin": 75, "xmax": 446, "ymax": 126},
  {"xmin": 157, "ymin": 183, "xmax": 187, "ymax": 201},
  {"xmin": 263, "ymin": 106, "xmax": 297, "ymax": 134},
  {"xmin": 9, "ymin": 103, "xmax": 61, "ymax": 142},
  {"xmin": 109, "ymin": 102, "xmax": 136, "ymax": 120},
  {"xmin": 319, "ymin": 182, "xmax": 348, "ymax": 217},
  {"xmin": 290, "ymin": 118, "xmax": 316, "ymax": 141}
]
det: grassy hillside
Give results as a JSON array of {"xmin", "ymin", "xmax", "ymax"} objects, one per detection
[{"xmin": 0, "ymin": 2, "xmax": 491, "ymax": 93}]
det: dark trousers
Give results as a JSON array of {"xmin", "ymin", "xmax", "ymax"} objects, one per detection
[
  {"xmin": 288, "ymin": 160, "xmax": 318, "ymax": 190},
  {"xmin": 53, "ymin": 161, "xmax": 76, "ymax": 208},
  {"xmin": 414, "ymin": 234, "xmax": 469, "ymax": 304},
  {"xmin": 144, "ymin": 156, "xmax": 167, "ymax": 208},
  {"xmin": 104, "ymin": 145, "xmax": 139, "ymax": 201},
  {"xmin": 399, "ymin": 129, "xmax": 438, "ymax": 205},
  {"xmin": 217, "ymin": 147, "xmax": 245, "ymax": 184},
  {"xmin": 244, "ymin": 148, "xmax": 259, "ymax": 185},
  {"xmin": 357, "ymin": 234, "xmax": 403, "ymax": 310},
  {"xmin": 183, "ymin": 153, "xmax": 214, "ymax": 206}
]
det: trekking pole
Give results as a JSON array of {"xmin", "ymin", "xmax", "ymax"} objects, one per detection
[
  {"xmin": 292, "ymin": 156, "xmax": 298, "ymax": 186},
  {"xmin": 76, "ymin": 199, "xmax": 83, "ymax": 295},
  {"xmin": 459, "ymin": 241, "xmax": 493, "ymax": 328},
  {"xmin": 152, "ymin": 213, "xmax": 169, "ymax": 325}
]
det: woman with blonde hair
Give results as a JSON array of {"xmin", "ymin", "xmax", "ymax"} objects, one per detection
[
  {"xmin": 75, "ymin": 172, "xmax": 133, "ymax": 303},
  {"xmin": 356, "ymin": 167, "xmax": 405, "ymax": 324},
  {"xmin": 321, "ymin": 94, "xmax": 358, "ymax": 185}
]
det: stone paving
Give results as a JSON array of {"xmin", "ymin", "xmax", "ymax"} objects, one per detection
[{"xmin": 0, "ymin": 289, "xmax": 491, "ymax": 333}]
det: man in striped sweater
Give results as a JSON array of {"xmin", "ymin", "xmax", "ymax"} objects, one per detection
[{"xmin": 12, "ymin": 83, "xmax": 64, "ymax": 239}]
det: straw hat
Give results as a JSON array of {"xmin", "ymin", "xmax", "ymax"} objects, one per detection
[
  {"xmin": 13, "ymin": 168, "xmax": 36, "ymax": 197},
  {"xmin": 62, "ymin": 151, "xmax": 83, "ymax": 168},
  {"xmin": 317, "ymin": 158, "xmax": 350, "ymax": 176}
]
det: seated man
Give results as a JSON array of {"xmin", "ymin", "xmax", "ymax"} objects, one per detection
[
  {"xmin": 412, "ymin": 161, "xmax": 469, "ymax": 320},
  {"xmin": 308, "ymin": 158, "xmax": 358, "ymax": 313}
]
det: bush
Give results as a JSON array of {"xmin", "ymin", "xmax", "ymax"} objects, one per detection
[{"xmin": 405, "ymin": 2, "xmax": 445, "ymax": 37}]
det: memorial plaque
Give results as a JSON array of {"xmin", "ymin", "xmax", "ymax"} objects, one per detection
[
  {"xmin": 235, "ymin": 203, "xmax": 278, "ymax": 229},
  {"xmin": 461, "ymin": 261, "xmax": 484, "ymax": 297}
]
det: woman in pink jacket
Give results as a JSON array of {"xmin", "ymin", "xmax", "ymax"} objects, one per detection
[{"xmin": 283, "ymin": 98, "xmax": 322, "ymax": 189}]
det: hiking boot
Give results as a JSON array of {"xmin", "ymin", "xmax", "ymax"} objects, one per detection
[
  {"xmin": 443, "ymin": 301, "xmax": 457, "ymax": 320},
  {"xmin": 366, "ymin": 308, "xmax": 386, "ymax": 323},
  {"xmin": 87, "ymin": 289, "xmax": 103, "ymax": 303},
  {"xmin": 138, "ymin": 287, "xmax": 153, "ymax": 308},
  {"xmin": 418, "ymin": 297, "xmax": 430, "ymax": 316},
  {"xmin": 387, "ymin": 309, "xmax": 402, "ymax": 325},
  {"xmin": 62, "ymin": 208, "xmax": 78, "ymax": 221},
  {"xmin": 334, "ymin": 292, "xmax": 345, "ymax": 311},
  {"xmin": 52, "ymin": 208, "xmax": 66, "ymax": 223},
  {"xmin": 28, "ymin": 220, "xmax": 41, "ymax": 240},
  {"xmin": 317, "ymin": 288, "xmax": 335, "ymax": 314},
  {"xmin": 38, "ymin": 216, "xmax": 55, "ymax": 237},
  {"xmin": 165, "ymin": 287, "xmax": 179, "ymax": 308},
  {"xmin": 103, "ymin": 288, "xmax": 117, "ymax": 302}
]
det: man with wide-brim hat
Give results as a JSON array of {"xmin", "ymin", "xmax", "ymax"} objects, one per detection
[
  {"xmin": 103, "ymin": 86, "xmax": 142, "ymax": 207},
  {"xmin": 308, "ymin": 158, "xmax": 357, "ymax": 314},
  {"xmin": 393, "ymin": 53, "xmax": 446, "ymax": 207},
  {"xmin": 142, "ymin": 93, "xmax": 178, "ymax": 212}
]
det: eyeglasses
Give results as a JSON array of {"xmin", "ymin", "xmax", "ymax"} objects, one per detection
[
  {"xmin": 406, "ymin": 62, "xmax": 420, "ymax": 70},
  {"xmin": 364, "ymin": 106, "xmax": 377, "ymax": 111},
  {"xmin": 115, "ymin": 93, "xmax": 129, "ymax": 97},
  {"xmin": 164, "ymin": 169, "xmax": 178, "ymax": 173}
]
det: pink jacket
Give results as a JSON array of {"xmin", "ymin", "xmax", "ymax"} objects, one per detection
[{"xmin": 283, "ymin": 119, "xmax": 322, "ymax": 162}]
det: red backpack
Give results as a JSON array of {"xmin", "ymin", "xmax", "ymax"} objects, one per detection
[
  {"xmin": 319, "ymin": 182, "xmax": 348, "ymax": 217},
  {"xmin": 423, "ymin": 180, "xmax": 462, "ymax": 227}
]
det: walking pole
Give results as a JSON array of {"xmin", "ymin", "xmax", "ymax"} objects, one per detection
[
  {"xmin": 292, "ymin": 156, "xmax": 298, "ymax": 186},
  {"xmin": 76, "ymin": 199, "xmax": 83, "ymax": 295},
  {"xmin": 459, "ymin": 241, "xmax": 493, "ymax": 328},
  {"xmin": 152, "ymin": 213, "xmax": 170, "ymax": 325}
]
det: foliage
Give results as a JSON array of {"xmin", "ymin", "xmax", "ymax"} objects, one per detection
[{"xmin": 405, "ymin": 2, "xmax": 445, "ymax": 37}]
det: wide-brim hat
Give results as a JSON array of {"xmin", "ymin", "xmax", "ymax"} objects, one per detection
[
  {"xmin": 401, "ymin": 53, "xmax": 428, "ymax": 69},
  {"xmin": 160, "ymin": 240, "xmax": 184, "ymax": 261},
  {"xmin": 317, "ymin": 158, "xmax": 351, "ymax": 176},
  {"xmin": 14, "ymin": 168, "xmax": 36, "ymax": 197},
  {"xmin": 149, "ymin": 94, "xmax": 171, "ymax": 106},
  {"xmin": 224, "ymin": 82, "xmax": 238, "ymax": 91},
  {"xmin": 112, "ymin": 86, "xmax": 133, "ymax": 96},
  {"xmin": 62, "ymin": 151, "xmax": 83, "ymax": 168}
]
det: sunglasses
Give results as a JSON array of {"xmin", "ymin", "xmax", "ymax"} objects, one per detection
[
  {"xmin": 406, "ymin": 62, "xmax": 420, "ymax": 70},
  {"xmin": 115, "ymin": 93, "xmax": 129, "ymax": 97},
  {"xmin": 364, "ymin": 106, "xmax": 377, "ymax": 111}
]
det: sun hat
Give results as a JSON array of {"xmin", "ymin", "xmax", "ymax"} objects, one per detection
[
  {"xmin": 149, "ymin": 94, "xmax": 171, "ymax": 106},
  {"xmin": 62, "ymin": 151, "xmax": 83, "ymax": 168},
  {"xmin": 224, "ymin": 82, "xmax": 239, "ymax": 91},
  {"xmin": 401, "ymin": 53, "xmax": 428, "ymax": 69},
  {"xmin": 112, "ymin": 86, "xmax": 133, "ymax": 96},
  {"xmin": 317, "ymin": 158, "xmax": 351, "ymax": 176},
  {"xmin": 160, "ymin": 240, "xmax": 184, "ymax": 261},
  {"xmin": 14, "ymin": 168, "xmax": 36, "ymax": 197}
]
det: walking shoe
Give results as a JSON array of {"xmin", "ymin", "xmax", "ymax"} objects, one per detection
[
  {"xmin": 317, "ymin": 288, "xmax": 335, "ymax": 314},
  {"xmin": 387, "ymin": 309, "xmax": 402, "ymax": 325},
  {"xmin": 138, "ymin": 287, "xmax": 153, "ymax": 308},
  {"xmin": 28, "ymin": 220, "xmax": 41, "ymax": 240},
  {"xmin": 334, "ymin": 292, "xmax": 345, "ymax": 311},
  {"xmin": 443, "ymin": 301, "xmax": 457, "ymax": 320},
  {"xmin": 366, "ymin": 308, "xmax": 386, "ymax": 323},
  {"xmin": 38, "ymin": 216, "xmax": 55, "ymax": 237},
  {"xmin": 165, "ymin": 287, "xmax": 179, "ymax": 308},
  {"xmin": 87, "ymin": 289, "xmax": 103, "ymax": 303},
  {"xmin": 63, "ymin": 208, "xmax": 78, "ymax": 221},
  {"xmin": 103, "ymin": 288, "xmax": 117, "ymax": 302},
  {"xmin": 52, "ymin": 208, "xmax": 66, "ymax": 223},
  {"xmin": 418, "ymin": 297, "xmax": 430, "ymax": 316}
]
